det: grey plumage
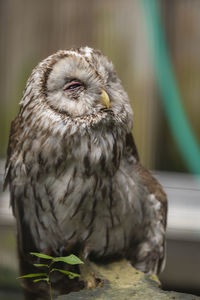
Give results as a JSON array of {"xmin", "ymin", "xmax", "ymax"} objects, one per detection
[{"xmin": 4, "ymin": 47, "xmax": 167, "ymax": 299}]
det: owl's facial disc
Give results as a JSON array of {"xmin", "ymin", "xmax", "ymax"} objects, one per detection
[{"xmin": 46, "ymin": 55, "xmax": 108, "ymax": 117}]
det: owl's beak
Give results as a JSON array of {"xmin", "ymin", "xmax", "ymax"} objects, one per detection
[{"xmin": 100, "ymin": 90, "xmax": 110, "ymax": 109}]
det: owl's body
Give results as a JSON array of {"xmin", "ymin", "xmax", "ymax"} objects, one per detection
[{"xmin": 4, "ymin": 47, "xmax": 167, "ymax": 299}]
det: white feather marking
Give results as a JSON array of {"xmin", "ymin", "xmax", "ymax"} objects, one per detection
[
  {"xmin": 67, "ymin": 50, "xmax": 82, "ymax": 58},
  {"xmin": 149, "ymin": 194, "xmax": 161, "ymax": 210},
  {"xmin": 83, "ymin": 46, "xmax": 93, "ymax": 57}
]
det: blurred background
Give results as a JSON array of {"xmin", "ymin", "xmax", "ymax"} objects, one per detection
[{"xmin": 0, "ymin": 0, "xmax": 200, "ymax": 298}]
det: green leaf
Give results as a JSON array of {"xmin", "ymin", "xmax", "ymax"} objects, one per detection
[
  {"xmin": 53, "ymin": 254, "xmax": 84, "ymax": 265},
  {"xmin": 33, "ymin": 278, "xmax": 49, "ymax": 283},
  {"xmin": 30, "ymin": 252, "xmax": 53, "ymax": 260},
  {"xmin": 17, "ymin": 273, "xmax": 47, "ymax": 279},
  {"xmin": 33, "ymin": 264, "xmax": 49, "ymax": 268},
  {"xmin": 51, "ymin": 268, "xmax": 80, "ymax": 279}
]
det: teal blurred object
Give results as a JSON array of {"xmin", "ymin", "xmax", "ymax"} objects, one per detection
[{"xmin": 140, "ymin": 0, "xmax": 200, "ymax": 175}]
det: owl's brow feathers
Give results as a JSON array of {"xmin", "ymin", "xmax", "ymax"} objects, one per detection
[{"xmin": 42, "ymin": 52, "xmax": 70, "ymax": 97}]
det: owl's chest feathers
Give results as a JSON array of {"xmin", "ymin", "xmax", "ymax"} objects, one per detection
[
  {"xmin": 35, "ymin": 159, "xmax": 141, "ymax": 255},
  {"xmin": 13, "ymin": 126, "xmax": 142, "ymax": 254},
  {"xmin": 69, "ymin": 131, "xmax": 124, "ymax": 174},
  {"xmin": 30, "ymin": 128, "xmax": 125, "ymax": 175},
  {"xmin": 17, "ymin": 129, "xmax": 141, "ymax": 254}
]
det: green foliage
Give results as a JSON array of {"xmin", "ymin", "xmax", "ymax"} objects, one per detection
[
  {"xmin": 53, "ymin": 254, "xmax": 84, "ymax": 265},
  {"xmin": 17, "ymin": 252, "xmax": 84, "ymax": 300},
  {"xmin": 30, "ymin": 252, "xmax": 54, "ymax": 260},
  {"xmin": 18, "ymin": 273, "xmax": 47, "ymax": 279},
  {"xmin": 51, "ymin": 268, "xmax": 80, "ymax": 280}
]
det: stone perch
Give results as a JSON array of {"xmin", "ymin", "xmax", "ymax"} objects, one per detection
[{"xmin": 57, "ymin": 259, "xmax": 199, "ymax": 300}]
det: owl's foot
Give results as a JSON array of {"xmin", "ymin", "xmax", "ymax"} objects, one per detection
[
  {"xmin": 79, "ymin": 251, "xmax": 103, "ymax": 289},
  {"xmin": 81, "ymin": 267, "xmax": 103, "ymax": 290}
]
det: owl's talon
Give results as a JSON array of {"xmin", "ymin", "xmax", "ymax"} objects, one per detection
[
  {"xmin": 79, "ymin": 251, "xmax": 103, "ymax": 290},
  {"xmin": 84, "ymin": 272, "xmax": 103, "ymax": 290}
]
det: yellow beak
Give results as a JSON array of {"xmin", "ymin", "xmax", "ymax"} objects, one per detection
[{"xmin": 100, "ymin": 89, "xmax": 110, "ymax": 109}]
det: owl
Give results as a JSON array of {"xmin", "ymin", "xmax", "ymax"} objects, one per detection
[{"xmin": 4, "ymin": 47, "xmax": 167, "ymax": 299}]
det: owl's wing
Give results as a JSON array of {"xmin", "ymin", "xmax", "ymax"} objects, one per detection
[
  {"xmin": 125, "ymin": 132, "xmax": 139, "ymax": 161},
  {"xmin": 133, "ymin": 163, "xmax": 167, "ymax": 274},
  {"xmin": 4, "ymin": 116, "xmax": 38, "ymax": 257},
  {"xmin": 125, "ymin": 132, "xmax": 167, "ymax": 274},
  {"xmin": 135, "ymin": 162, "xmax": 168, "ymax": 228},
  {"xmin": 125, "ymin": 132, "xmax": 167, "ymax": 227},
  {"xmin": 3, "ymin": 116, "xmax": 20, "ymax": 190}
]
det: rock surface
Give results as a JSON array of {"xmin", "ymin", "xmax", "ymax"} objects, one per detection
[{"xmin": 57, "ymin": 259, "xmax": 199, "ymax": 300}]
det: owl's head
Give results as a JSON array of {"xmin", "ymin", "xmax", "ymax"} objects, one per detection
[{"xmin": 20, "ymin": 47, "xmax": 133, "ymax": 133}]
